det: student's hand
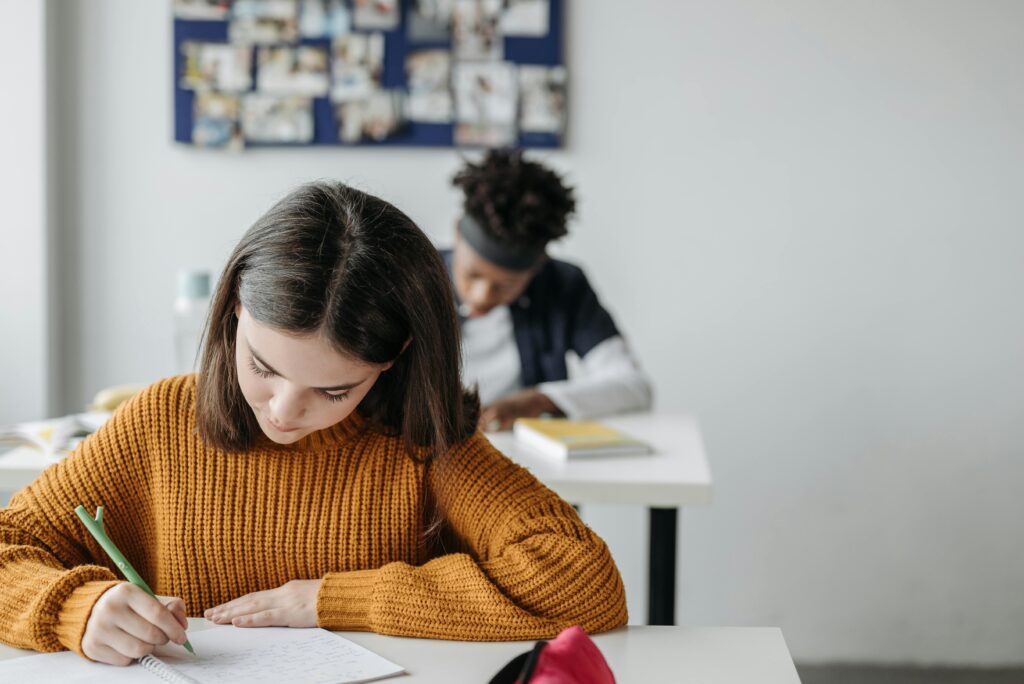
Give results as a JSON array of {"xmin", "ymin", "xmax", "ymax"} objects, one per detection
[
  {"xmin": 478, "ymin": 389, "xmax": 563, "ymax": 432},
  {"xmin": 81, "ymin": 584, "xmax": 188, "ymax": 666},
  {"xmin": 204, "ymin": 579, "xmax": 321, "ymax": 628}
]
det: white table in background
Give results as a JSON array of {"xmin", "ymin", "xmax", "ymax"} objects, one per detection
[
  {"xmin": 0, "ymin": 618, "xmax": 799, "ymax": 683},
  {"xmin": 486, "ymin": 412, "xmax": 712, "ymax": 625},
  {"xmin": 0, "ymin": 446, "xmax": 60, "ymax": 493}
]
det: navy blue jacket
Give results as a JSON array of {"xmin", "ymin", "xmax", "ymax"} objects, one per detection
[{"xmin": 441, "ymin": 250, "xmax": 620, "ymax": 387}]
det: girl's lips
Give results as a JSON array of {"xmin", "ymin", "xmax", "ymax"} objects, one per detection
[{"xmin": 268, "ymin": 418, "xmax": 300, "ymax": 433}]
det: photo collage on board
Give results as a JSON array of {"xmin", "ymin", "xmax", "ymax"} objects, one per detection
[{"xmin": 174, "ymin": 0, "xmax": 566, "ymax": 149}]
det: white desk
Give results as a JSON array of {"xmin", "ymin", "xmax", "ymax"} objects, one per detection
[
  {"xmin": 0, "ymin": 446, "xmax": 61, "ymax": 492},
  {"xmin": 486, "ymin": 412, "xmax": 712, "ymax": 626},
  {"xmin": 1, "ymin": 412, "xmax": 713, "ymax": 626},
  {"xmin": 0, "ymin": 619, "xmax": 800, "ymax": 683},
  {"xmin": 485, "ymin": 413, "xmax": 711, "ymax": 507}
]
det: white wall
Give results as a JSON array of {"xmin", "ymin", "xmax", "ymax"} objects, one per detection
[
  {"xmin": 46, "ymin": 0, "xmax": 1024, "ymax": 664},
  {"xmin": 0, "ymin": 1, "xmax": 50, "ymax": 425}
]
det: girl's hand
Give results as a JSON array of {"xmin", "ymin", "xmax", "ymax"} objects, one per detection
[
  {"xmin": 82, "ymin": 584, "xmax": 188, "ymax": 666},
  {"xmin": 204, "ymin": 579, "xmax": 321, "ymax": 628}
]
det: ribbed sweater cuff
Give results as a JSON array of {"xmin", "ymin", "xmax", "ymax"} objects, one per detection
[
  {"xmin": 316, "ymin": 569, "xmax": 378, "ymax": 632},
  {"xmin": 55, "ymin": 580, "xmax": 122, "ymax": 658}
]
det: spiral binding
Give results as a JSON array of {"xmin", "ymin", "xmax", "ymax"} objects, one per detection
[{"xmin": 138, "ymin": 654, "xmax": 201, "ymax": 684}]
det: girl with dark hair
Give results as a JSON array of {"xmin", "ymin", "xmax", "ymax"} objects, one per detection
[{"xmin": 0, "ymin": 181, "xmax": 627, "ymax": 667}]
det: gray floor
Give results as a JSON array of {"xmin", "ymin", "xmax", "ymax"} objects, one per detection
[{"xmin": 797, "ymin": 664, "xmax": 1024, "ymax": 684}]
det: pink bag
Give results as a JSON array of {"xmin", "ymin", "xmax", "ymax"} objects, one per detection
[{"xmin": 488, "ymin": 625, "xmax": 616, "ymax": 684}]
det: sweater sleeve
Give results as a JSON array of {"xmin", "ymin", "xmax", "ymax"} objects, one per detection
[
  {"xmin": 0, "ymin": 383, "xmax": 162, "ymax": 656},
  {"xmin": 316, "ymin": 433, "xmax": 628, "ymax": 640}
]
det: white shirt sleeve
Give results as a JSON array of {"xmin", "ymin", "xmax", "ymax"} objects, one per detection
[{"xmin": 536, "ymin": 335, "xmax": 654, "ymax": 419}]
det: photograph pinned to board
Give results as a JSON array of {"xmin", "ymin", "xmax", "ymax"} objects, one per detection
[
  {"xmin": 453, "ymin": 0, "xmax": 503, "ymax": 60},
  {"xmin": 180, "ymin": 42, "xmax": 253, "ymax": 92},
  {"xmin": 230, "ymin": 0, "xmax": 300, "ymax": 44},
  {"xmin": 352, "ymin": 0, "xmax": 400, "ymax": 30},
  {"xmin": 336, "ymin": 90, "xmax": 407, "ymax": 143},
  {"xmin": 330, "ymin": 32, "xmax": 385, "ymax": 102},
  {"xmin": 257, "ymin": 46, "xmax": 330, "ymax": 97},
  {"xmin": 174, "ymin": 0, "xmax": 232, "ymax": 20},
  {"xmin": 406, "ymin": 49, "xmax": 453, "ymax": 122},
  {"xmin": 500, "ymin": 0, "xmax": 549, "ymax": 36},
  {"xmin": 298, "ymin": 0, "xmax": 353, "ymax": 38},
  {"xmin": 518, "ymin": 64, "xmax": 566, "ymax": 133},
  {"xmin": 241, "ymin": 94, "xmax": 314, "ymax": 143},
  {"xmin": 407, "ymin": 0, "xmax": 453, "ymax": 42},
  {"xmin": 193, "ymin": 92, "xmax": 244, "ymax": 150},
  {"xmin": 453, "ymin": 60, "xmax": 517, "ymax": 147}
]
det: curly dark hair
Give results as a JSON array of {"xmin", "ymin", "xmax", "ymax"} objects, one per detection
[{"xmin": 452, "ymin": 149, "xmax": 576, "ymax": 250}]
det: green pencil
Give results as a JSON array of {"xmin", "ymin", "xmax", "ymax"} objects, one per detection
[{"xmin": 74, "ymin": 505, "xmax": 196, "ymax": 655}]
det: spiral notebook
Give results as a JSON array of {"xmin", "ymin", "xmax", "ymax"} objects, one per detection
[{"xmin": 0, "ymin": 625, "xmax": 405, "ymax": 684}]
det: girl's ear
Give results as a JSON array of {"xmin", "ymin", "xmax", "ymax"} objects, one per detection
[{"xmin": 234, "ymin": 301, "xmax": 241, "ymax": 318}]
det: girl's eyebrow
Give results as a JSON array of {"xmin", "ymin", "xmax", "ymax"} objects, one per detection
[{"xmin": 247, "ymin": 341, "xmax": 367, "ymax": 391}]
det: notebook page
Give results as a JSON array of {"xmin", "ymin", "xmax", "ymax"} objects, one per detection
[{"xmin": 152, "ymin": 625, "xmax": 405, "ymax": 684}]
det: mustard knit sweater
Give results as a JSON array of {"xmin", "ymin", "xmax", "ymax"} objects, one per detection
[{"xmin": 0, "ymin": 375, "xmax": 627, "ymax": 657}]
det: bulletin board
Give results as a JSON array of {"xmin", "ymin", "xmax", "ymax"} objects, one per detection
[{"xmin": 172, "ymin": 0, "xmax": 565, "ymax": 150}]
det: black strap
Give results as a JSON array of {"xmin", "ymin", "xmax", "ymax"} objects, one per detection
[
  {"xmin": 487, "ymin": 640, "xmax": 549, "ymax": 684},
  {"xmin": 518, "ymin": 640, "xmax": 548, "ymax": 682}
]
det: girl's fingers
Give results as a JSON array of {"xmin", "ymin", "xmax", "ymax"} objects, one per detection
[
  {"xmin": 206, "ymin": 590, "xmax": 270, "ymax": 623},
  {"xmin": 204, "ymin": 581, "xmax": 318, "ymax": 628},
  {"xmin": 207, "ymin": 590, "xmax": 262, "ymax": 614},
  {"xmin": 172, "ymin": 606, "xmax": 187, "ymax": 630},
  {"xmin": 107, "ymin": 625, "xmax": 157, "ymax": 661},
  {"xmin": 126, "ymin": 590, "xmax": 187, "ymax": 645},
  {"xmin": 232, "ymin": 608, "xmax": 282, "ymax": 628},
  {"xmin": 119, "ymin": 607, "xmax": 172, "ymax": 646},
  {"xmin": 90, "ymin": 643, "xmax": 134, "ymax": 667},
  {"xmin": 159, "ymin": 596, "xmax": 189, "ymax": 629}
]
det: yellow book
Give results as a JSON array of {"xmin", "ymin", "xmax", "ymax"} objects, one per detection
[{"xmin": 513, "ymin": 418, "xmax": 652, "ymax": 460}]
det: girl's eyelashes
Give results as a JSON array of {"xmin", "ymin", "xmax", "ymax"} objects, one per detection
[
  {"xmin": 319, "ymin": 390, "xmax": 350, "ymax": 403},
  {"xmin": 249, "ymin": 356, "xmax": 350, "ymax": 403},
  {"xmin": 248, "ymin": 357, "xmax": 275, "ymax": 379}
]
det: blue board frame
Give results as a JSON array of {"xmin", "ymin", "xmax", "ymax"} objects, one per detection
[{"xmin": 173, "ymin": 0, "xmax": 563, "ymax": 148}]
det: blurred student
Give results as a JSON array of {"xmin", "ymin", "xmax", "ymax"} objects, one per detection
[{"xmin": 444, "ymin": 150, "xmax": 653, "ymax": 431}]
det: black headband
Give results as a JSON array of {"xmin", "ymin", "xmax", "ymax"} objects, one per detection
[{"xmin": 458, "ymin": 215, "xmax": 544, "ymax": 272}]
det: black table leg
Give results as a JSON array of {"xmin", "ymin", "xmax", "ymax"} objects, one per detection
[{"xmin": 648, "ymin": 507, "xmax": 677, "ymax": 625}]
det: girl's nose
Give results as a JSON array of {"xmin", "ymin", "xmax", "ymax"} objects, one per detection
[{"xmin": 268, "ymin": 387, "xmax": 306, "ymax": 424}]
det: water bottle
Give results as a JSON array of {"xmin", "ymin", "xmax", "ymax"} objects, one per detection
[{"xmin": 174, "ymin": 269, "xmax": 211, "ymax": 375}]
